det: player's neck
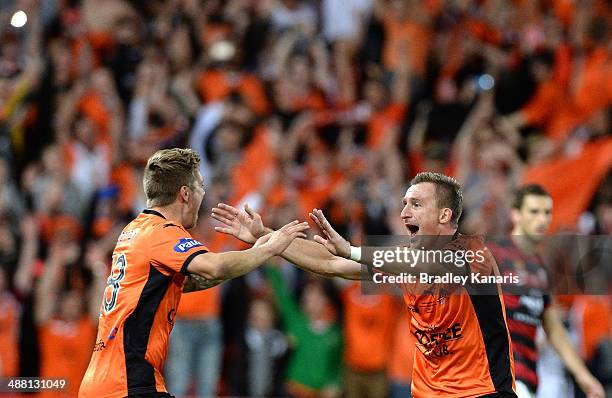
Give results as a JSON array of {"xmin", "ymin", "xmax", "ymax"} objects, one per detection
[
  {"xmin": 149, "ymin": 205, "xmax": 185, "ymax": 227},
  {"xmin": 510, "ymin": 231, "xmax": 537, "ymax": 255}
]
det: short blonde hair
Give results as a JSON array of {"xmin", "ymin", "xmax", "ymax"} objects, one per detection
[
  {"xmin": 410, "ymin": 172, "xmax": 463, "ymax": 226},
  {"xmin": 143, "ymin": 148, "xmax": 201, "ymax": 207}
]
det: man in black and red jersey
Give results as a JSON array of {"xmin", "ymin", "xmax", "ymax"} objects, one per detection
[{"xmin": 488, "ymin": 184, "xmax": 603, "ymax": 398}]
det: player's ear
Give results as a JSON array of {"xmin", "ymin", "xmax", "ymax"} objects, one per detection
[
  {"xmin": 179, "ymin": 185, "xmax": 190, "ymax": 203},
  {"xmin": 510, "ymin": 208, "xmax": 520, "ymax": 225},
  {"xmin": 439, "ymin": 208, "xmax": 452, "ymax": 224}
]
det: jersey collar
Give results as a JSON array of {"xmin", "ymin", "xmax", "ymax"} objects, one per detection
[{"xmin": 143, "ymin": 209, "xmax": 167, "ymax": 219}]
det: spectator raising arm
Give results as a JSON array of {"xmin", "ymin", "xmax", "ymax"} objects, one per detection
[
  {"xmin": 84, "ymin": 243, "xmax": 110, "ymax": 323},
  {"xmin": 13, "ymin": 216, "xmax": 39, "ymax": 296},
  {"xmin": 34, "ymin": 242, "xmax": 80, "ymax": 325}
]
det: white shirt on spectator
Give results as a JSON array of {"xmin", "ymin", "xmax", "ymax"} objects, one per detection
[
  {"xmin": 270, "ymin": 1, "xmax": 317, "ymax": 32},
  {"xmin": 322, "ymin": 0, "xmax": 372, "ymax": 42},
  {"xmin": 68, "ymin": 141, "xmax": 110, "ymax": 205}
]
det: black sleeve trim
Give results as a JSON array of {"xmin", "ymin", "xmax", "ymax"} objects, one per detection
[{"xmin": 181, "ymin": 249, "xmax": 209, "ymax": 275}]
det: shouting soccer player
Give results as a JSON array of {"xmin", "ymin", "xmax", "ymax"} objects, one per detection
[
  {"xmin": 488, "ymin": 184, "xmax": 604, "ymax": 398},
  {"xmin": 213, "ymin": 172, "xmax": 517, "ymax": 398},
  {"xmin": 79, "ymin": 148, "xmax": 308, "ymax": 398}
]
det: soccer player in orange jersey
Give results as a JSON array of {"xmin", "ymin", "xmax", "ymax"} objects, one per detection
[
  {"xmin": 213, "ymin": 172, "xmax": 517, "ymax": 398},
  {"xmin": 79, "ymin": 148, "xmax": 308, "ymax": 398}
]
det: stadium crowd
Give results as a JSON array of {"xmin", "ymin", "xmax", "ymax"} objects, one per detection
[{"xmin": 0, "ymin": 0, "xmax": 611, "ymax": 396}]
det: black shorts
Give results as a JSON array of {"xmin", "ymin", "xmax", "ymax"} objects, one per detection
[{"xmin": 125, "ymin": 393, "xmax": 175, "ymax": 398}]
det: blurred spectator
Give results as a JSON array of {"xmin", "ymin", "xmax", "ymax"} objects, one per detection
[
  {"xmin": 0, "ymin": 157, "xmax": 24, "ymax": 225},
  {"xmin": 269, "ymin": 0, "xmax": 317, "ymax": 34},
  {"xmin": 28, "ymin": 144, "xmax": 84, "ymax": 222},
  {"xmin": 0, "ymin": 2, "xmax": 43, "ymax": 166},
  {"xmin": 34, "ymin": 239, "xmax": 105, "ymax": 397},
  {"xmin": 0, "ymin": 265, "xmax": 19, "ymax": 377},
  {"xmin": 387, "ymin": 309, "xmax": 415, "ymax": 398},
  {"xmin": 229, "ymin": 297, "xmax": 288, "ymax": 397},
  {"xmin": 341, "ymin": 281, "xmax": 397, "ymax": 398},
  {"xmin": 266, "ymin": 265, "xmax": 343, "ymax": 398}
]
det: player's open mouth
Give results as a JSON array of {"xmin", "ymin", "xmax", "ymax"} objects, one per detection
[{"xmin": 406, "ymin": 224, "xmax": 419, "ymax": 235}]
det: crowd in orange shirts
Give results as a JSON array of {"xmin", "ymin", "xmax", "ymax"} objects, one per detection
[{"xmin": 0, "ymin": 0, "xmax": 610, "ymax": 396}]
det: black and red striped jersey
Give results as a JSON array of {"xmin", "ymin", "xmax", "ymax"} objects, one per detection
[{"xmin": 489, "ymin": 237, "xmax": 550, "ymax": 393}]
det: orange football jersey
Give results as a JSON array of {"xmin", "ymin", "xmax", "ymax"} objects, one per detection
[
  {"xmin": 400, "ymin": 234, "xmax": 516, "ymax": 398},
  {"xmin": 79, "ymin": 210, "xmax": 209, "ymax": 398}
]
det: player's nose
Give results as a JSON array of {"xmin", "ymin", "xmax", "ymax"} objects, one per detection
[{"xmin": 400, "ymin": 205, "xmax": 412, "ymax": 219}]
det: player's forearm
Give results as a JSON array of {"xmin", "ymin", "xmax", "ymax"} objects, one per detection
[
  {"xmin": 280, "ymin": 238, "xmax": 341, "ymax": 277},
  {"xmin": 547, "ymin": 321, "xmax": 590, "ymax": 377},
  {"xmin": 258, "ymin": 226, "xmax": 340, "ymax": 276},
  {"xmin": 544, "ymin": 310, "xmax": 590, "ymax": 378},
  {"xmin": 205, "ymin": 246, "xmax": 276, "ymax": 281},
  {"xmin": 281, "ymin": 239, "xmax": 454, "ymax": 279}
]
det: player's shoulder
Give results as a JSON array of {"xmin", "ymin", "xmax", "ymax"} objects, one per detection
[
  {"xmin": 446, "ymin": 233, "xmax": 485, "ymax": 251},
  {"xmin": 148, "ymin": 221, "xmax": 195, "ymax": 247},
  {"xmin": 140, "ymin": 210, "xmax": 188, "ymax": 234},
  {"xmin": 118, "ymin": 212, "xmax": 188, "ymax": 246}
]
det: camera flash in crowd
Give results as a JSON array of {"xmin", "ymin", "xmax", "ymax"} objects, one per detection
[
  {"xmin": 10, "ymin": 10, "xmax": 28, "ymax": 28},
  {"xmin": 477, "ymin": 74, "xmax": 495, "ymax": 91}
]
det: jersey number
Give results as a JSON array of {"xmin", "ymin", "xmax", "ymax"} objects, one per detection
[{"xmin": 104, "ymin": 254, "xmax": 127, "ymax": 313}]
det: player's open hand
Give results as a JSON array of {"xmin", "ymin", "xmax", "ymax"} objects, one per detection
[
  {"xmin": 211, "ymin": 203, "xmax": 266, "ymax": 244},
  {"xmin": 309, "ymin": 209, "xmax": 351, "ymax": 258},
  {"xmin": 262, "ymin": 220, "xmax": 309, "ymax": 256}
]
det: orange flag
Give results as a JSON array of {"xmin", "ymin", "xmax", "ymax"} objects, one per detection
[{"xmin": 522, "ymin": 137, "xmax": 612, "ymax": 231}]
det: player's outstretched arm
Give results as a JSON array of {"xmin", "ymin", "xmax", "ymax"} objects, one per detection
[
  {"xmin": 309, "ymin": 208, "xmax": 469, "ymax": 277},
  {"xmin": 185, "ymin": 220, "xmax": 309, "ymax": 289},
  {"xmin": 212, "ymin": 204, "xmax": 364, "ymax": 280}
]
